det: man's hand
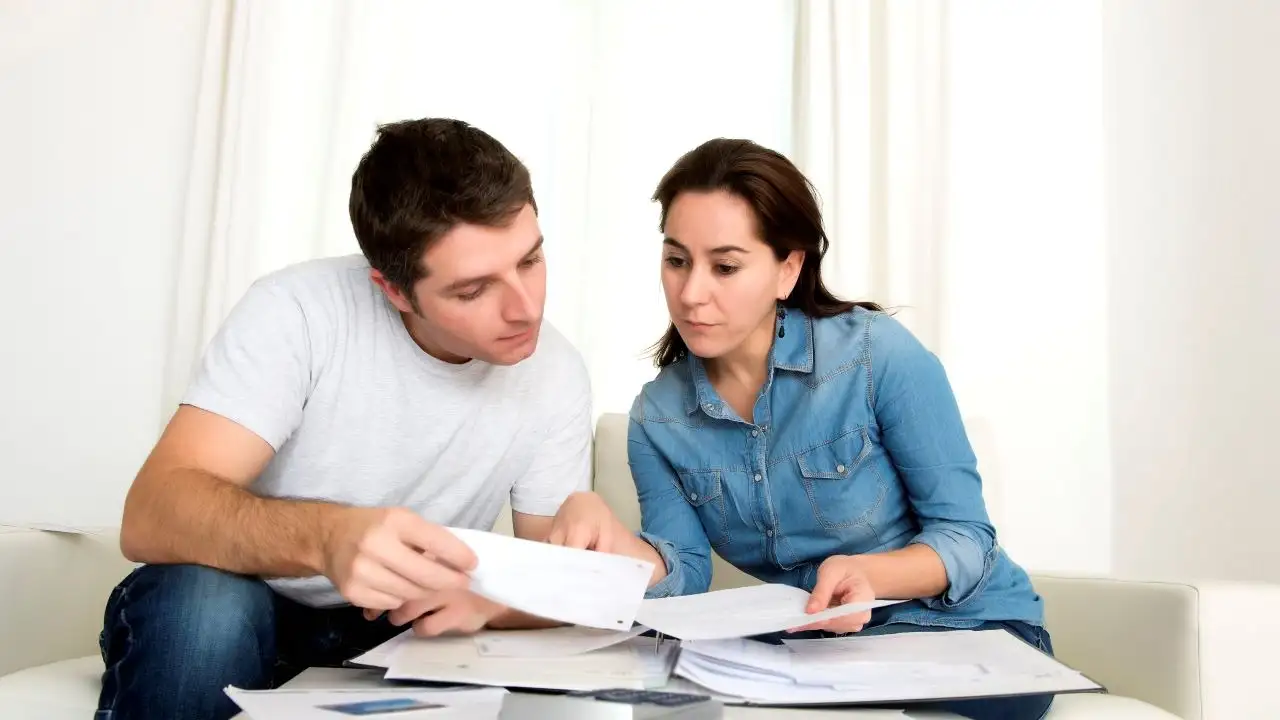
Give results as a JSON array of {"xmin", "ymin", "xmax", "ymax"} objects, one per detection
[
  {"xmin": 790, "ymin": 555, "xmax": 876, "ymax": 634},
  {"xmin": 365, "ymin": 590, "xmax": 506, "ymax": 637},
  {"xmin": 323, "ymin": 507, "xmax": 477, "ymax": 611},
  {"xmin": 546, "ymin": 491, "xmax": 628, "ymax": 553}
]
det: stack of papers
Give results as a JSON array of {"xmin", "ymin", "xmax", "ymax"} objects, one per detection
[
  {"xmin": 225, "ymin": 527, "xmax": 1104, "ymax": 716},
  {"xmin": 674, "ymin": 630, "xmax": 1103, "ymax": 705}
]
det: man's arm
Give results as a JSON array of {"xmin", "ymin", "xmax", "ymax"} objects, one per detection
[
  {"xmin": 119, "ymin": 405, "xmax": 339, "ymax": 576},
  {"xmin": 122, "ymin": 278, "xmax": 475, "ymax": 611}
]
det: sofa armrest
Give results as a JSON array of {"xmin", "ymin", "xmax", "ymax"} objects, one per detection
[
  {"xmin": 1033, "ymin": 572, "xmax": 1279, "ymax": 720},
  {"xmin": 0, "ymin": 529, "xmax": 136, "ymax": 676}
]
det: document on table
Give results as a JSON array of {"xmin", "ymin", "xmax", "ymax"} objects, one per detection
[
  {"xmin": 473, "ymin": 624, "xmax": 647, "ymax": 657},
  {"xmin": 448, "ymin": 527, "xmax": 654, "ymax": 631},
  {"xmin": 385, "ymin": 632, "xmax": 678, "ymax": 691},
  {"xmin": 635, "ymin": 583, "xmax": 903, "ymax": 640},
  {"xmin": 224, "ymin": 685, "xmax": 506, "ymax": 719},
  {"xmin": 347, "ymin": 630, "xmax": 413, "ymax": 669},
  {"xmin": 673, "ymin": 629, "xmax": 1104, "ymax": 706}
]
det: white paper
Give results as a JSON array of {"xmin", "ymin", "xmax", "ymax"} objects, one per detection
[
  {"xmin": 0, "ymin": 522, "xmax": 115, "ymax": 535},
  {"xmin": 473, "ymin": 625, "xmax": 646, "ymax": 657},
  {"xmin": 347, "ymin": 630, "xmax": 414, "ymax": 669},
  {"xmin": 448, "ymin": 527, "xmax": 653, "ymax": 631},
  {"xmin": 636, "ymin": 583, "xmax": 902, "ymax": 640},
  {"xmin": 386, "ymin": 633, "xmax": 676, "ymax": 691},
  {"xmin": 673, "ymin": 629, "xmax": 1102, "ymax": 706},
  {"xmin": 225, "ymin": 685, "xmax": 506, "ymax": 720}
]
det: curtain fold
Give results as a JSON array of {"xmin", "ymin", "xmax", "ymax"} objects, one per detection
[{"xmin": 791, "ymin": 0, "xmax": 948, "ymax": 354}]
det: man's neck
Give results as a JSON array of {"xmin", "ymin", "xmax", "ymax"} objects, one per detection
[{"xmin": 400, "ymin": 311, "xmax": 471, "ymax": 365}]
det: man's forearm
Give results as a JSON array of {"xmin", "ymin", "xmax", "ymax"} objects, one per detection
[{"xmin": 120, "ymin": 467, "xmax": 344, "ymax": 577}]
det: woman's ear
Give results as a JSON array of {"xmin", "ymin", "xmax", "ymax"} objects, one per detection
[{"xmin": 777, "ymin": 250, "xmax": 804, "ymax": 299}]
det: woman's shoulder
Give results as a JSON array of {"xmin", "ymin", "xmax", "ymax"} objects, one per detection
[
  {"xmin": 628, "ymin": 359, "xmax": 695, "ymax": 424},
  {"xmin": 811, "ymin": 306, "xmax": 931, "ymax": 364}
]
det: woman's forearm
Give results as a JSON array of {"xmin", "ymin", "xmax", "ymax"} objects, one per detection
[
  {"xmin": 619, "ymin": 533, "xmax": 669, "ymax": 586},
  {"xmin": 847, "ymin": 544, "xmax": 949, "ymax": 600}
]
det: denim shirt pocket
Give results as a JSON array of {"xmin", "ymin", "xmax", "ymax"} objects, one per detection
[
  {"xmin": 673, "ymin": 468, "xmax": 731, "ymax": 548},
  {"xmin": 795, "ymin": 426, "xmax": 886, "ymax": 530}
]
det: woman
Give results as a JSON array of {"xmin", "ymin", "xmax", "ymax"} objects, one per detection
[{"xmin": 548, "ymin": 138, "xmax": 1052, "ymax": 720}]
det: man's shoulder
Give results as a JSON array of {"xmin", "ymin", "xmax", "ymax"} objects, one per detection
[{"xmin": 255, "ymin": 254, "xmax": 371, "ymax": 297}]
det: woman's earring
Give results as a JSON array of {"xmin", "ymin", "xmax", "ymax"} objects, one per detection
[{"xmin": 776, "ymin": 303, "xmax": 787, "ymax": 338}]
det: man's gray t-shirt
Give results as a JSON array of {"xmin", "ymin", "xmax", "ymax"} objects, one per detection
[{"xmin": 182, "ymin": 255, "xmax": 592, "ymax": 607}]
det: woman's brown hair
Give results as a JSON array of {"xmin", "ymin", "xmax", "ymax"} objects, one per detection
[{"xmin": 649, "ymin": 138, "xmax": 882, "ymax": 368}]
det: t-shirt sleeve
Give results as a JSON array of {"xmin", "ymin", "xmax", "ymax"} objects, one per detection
[
  {"xmin": 180, "ymin": 278, "xmax": 312, "ymax": 451},
  {"xmin": 509, "ymin": 338, "xmax": 593, "ymax": 516}
]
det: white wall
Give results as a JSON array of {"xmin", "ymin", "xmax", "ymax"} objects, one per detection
[
  {"xmin": 945, "ymin": 1, "xmax": 1110, "ymax": 575},
  {"xmin": 0, "ymin": 0, "xmax": 211, "ymax": 526},
  {"xmin": 1104, "ymin": 0, "xmax": 1280, "ymax": 582}
]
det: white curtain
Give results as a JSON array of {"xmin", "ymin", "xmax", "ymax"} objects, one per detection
[{"xmin": 159, "ymin": 0, "xmax": 1107, "ymax": 574}]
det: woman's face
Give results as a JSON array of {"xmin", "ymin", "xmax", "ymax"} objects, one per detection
[{"xmin": 660, "ymin": 190, "xmax": 802, "ymax": 361}]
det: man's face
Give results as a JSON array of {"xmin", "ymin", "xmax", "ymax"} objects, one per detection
[{"xmin": 375, "ymin": 204, "xmax": 547, "ymax": 365}]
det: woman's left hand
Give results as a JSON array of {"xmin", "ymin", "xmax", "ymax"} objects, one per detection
[{"xmin": 790, "ymin": 555, "xmax": 876, "ymax": 634}]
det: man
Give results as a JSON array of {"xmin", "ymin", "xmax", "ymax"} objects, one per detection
[{"xmin": 96, "ymin": 118, "xmax": 592, "ymax": 720}]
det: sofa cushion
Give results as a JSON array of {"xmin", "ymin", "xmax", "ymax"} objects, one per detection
[
  {"xmin": 1045, "ymin": 694, "xmax": 1179, "ymax": 719},
  {"xmin": 0, "ymin": 655, "xmax": 102, "ymax": 720}
]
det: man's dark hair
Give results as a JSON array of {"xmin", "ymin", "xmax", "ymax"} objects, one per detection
[{"xmin": 348, "ymin": 118, "xmax": 536, "ymax": 302}]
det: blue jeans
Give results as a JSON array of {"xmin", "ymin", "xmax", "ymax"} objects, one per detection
[
  {"xmin": 95, "ymin": 564, "xmax": 404, "ymax": 720},
  {"xmin": 753, "ymin": 620, "xmax": 1055, "ymax": 720}
]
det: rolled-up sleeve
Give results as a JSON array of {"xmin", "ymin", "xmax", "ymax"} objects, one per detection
[
  {"xmin": 869, "ymin": 315, "xmax": 997, "ymax": 609},
  {"xmin": 627, "ymin": 404, "xmax": 712, "ymax": 599}
]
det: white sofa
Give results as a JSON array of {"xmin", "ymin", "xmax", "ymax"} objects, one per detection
[{"xmin": 1, "ymin": 413, "xmax": 1275, "ymax": 719}]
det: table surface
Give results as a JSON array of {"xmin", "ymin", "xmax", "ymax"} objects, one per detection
[{"xmin": 229, "ymin": 667, "xmax": 962, "ymax": 719}]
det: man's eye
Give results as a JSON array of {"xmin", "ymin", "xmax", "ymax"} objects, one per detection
[{"xmin": 457, "ymin": 288, "xmax": 484, "ymax": 302}]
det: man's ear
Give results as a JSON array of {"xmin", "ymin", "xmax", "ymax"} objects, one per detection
[
  {"xmin": 778, "ymin": 250, "xmax": 804, "ymax": 300},
  {"xmin": 370, "ymin": 269, "xmax": 415, "ymax": 314}
]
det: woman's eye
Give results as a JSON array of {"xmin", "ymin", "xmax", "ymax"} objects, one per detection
[
  {"xmin": 664, "ymin": 256, "xmax": 687, "ymax": 268},
  {"xmin": 716, "ymin": 264, "xmax": 739, "ymax": 275}
]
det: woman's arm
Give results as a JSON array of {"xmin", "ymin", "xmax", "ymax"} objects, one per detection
[
  {"xmin": 628, "ymin": 410, "xmax": 715, "ymax": 598},
  {"xmin": 862, "ymin": 314, "xmax": 998, "ymax": 609}
]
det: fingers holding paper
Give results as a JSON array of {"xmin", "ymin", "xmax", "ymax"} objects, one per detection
[
  {"xmin": 368, "ymin": 590, "xmax": 507, "ymax": 637},
  {"xmin": 323, "ymin": 507, "xmax": 478, "ymax": 610},
  {"xmin": 790, "ymin": 555, "xmax": 876, "ymax": 634},
  {"xmin": 546, "ymin": 491, "xmax": 626, "ymax": 553}
]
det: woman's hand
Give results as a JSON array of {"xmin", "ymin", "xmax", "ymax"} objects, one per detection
[
  {"xmin": 365, "ymin": 590, "xmax": 507, "ymax": 637},
  {"xmin": 546, "ymin": 491, "xmax": 629, "ymax": 553},
  {"xmin": 790, "ymin": 555, "xmax": 876, "ymax": 634}
]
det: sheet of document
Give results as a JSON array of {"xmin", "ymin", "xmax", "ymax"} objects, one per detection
[
  {"xmin": 635, "ymin": 583, "xmax": 902, "ymax": 640},
  {"xmin": 448, "ymin": 527, "xmax": 653, "ymax": 631},
  {"xmin": 386, "ymin": 633, "xmax": 677, "ymax": 691},
  {"xmin": 674, "ymin": 629, "xmax": 1102, "ymax": 706},
  {"xmin": 346, "ymin": 629, "xmax": 413, "ymax": 669},
  {"xmin": 473, "ymin": 625, "xmax": 646, "ymax": 657},
  {"xmin": 225, "ymin": 685, "xmax": 506, "ymax": 719}
]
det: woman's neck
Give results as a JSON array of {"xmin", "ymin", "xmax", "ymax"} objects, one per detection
[{"xmin": 705, "ymin": 316, "xmax": 776, "ymax": 404}]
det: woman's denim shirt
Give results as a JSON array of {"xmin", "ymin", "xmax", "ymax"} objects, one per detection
[{"xmin": 630, "ymin": 308, "xmax": 1044, "ymax": 630}]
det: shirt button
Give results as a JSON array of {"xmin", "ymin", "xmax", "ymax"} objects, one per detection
[
  {"xmin": 753, "ymin": 473, "xmax": 762, "ymax": 482},
  {"xmin": 689, "ymin": 493, "xmax": 698, "ymax": 501},
  {"xmin": 751, "ymin": 429, "xmax": 759, "ymax": 437},
  {"xmin": 836, "ymin": 464, "xmax": 846, "ymax": 474},
  {"xmin": 766, "ymin": 529, "xmax": 774, "ymax": 538},
  {"xmin": 703, "ymin": 403, "xmax": 714, "ymax": 411}
]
